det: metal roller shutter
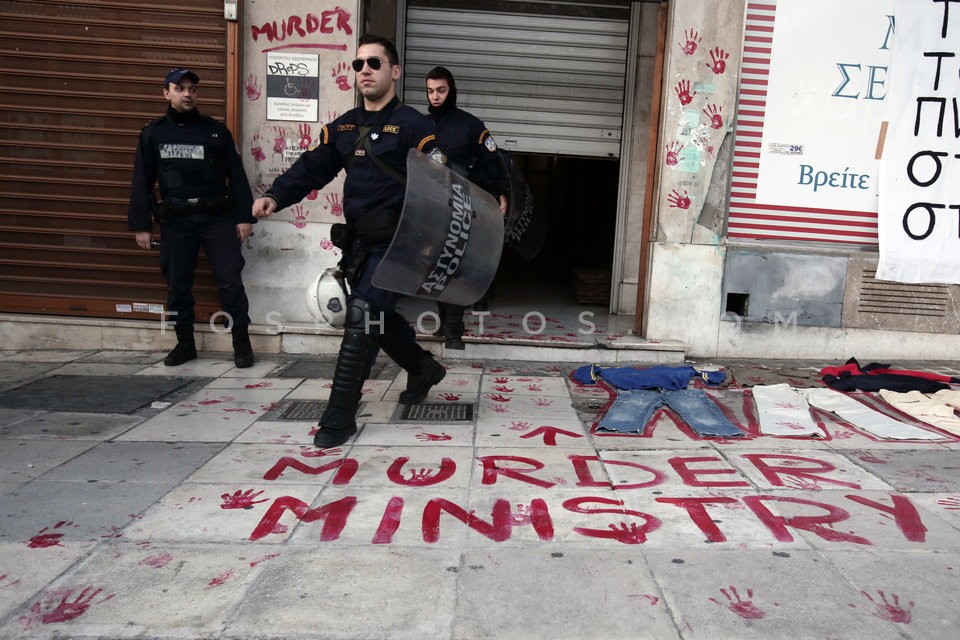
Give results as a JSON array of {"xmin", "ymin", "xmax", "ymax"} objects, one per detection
[
  {"xmin": 401, "ymin": 2, "xmax": 630, "ymax": 158},
  {"xmin": 0, "ymin": 0, "xmax": 227, "ymax": 320}
]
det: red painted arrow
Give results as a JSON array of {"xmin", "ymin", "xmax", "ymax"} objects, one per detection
[{"xmin": 519, "ymin": 426, "xmax": 583, "ymax": 446}]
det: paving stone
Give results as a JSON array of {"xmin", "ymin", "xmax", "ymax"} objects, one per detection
[
  {"xmin": 0, "ymin": 375, "xmax": 195, "ymax": 414},
  {"xmin": 0, "ymin": 411, "xmax": 143, "ymax": 440},
  {"xmin": 39, "ymin": 441, "xmax": 223, "ymax": 484}
]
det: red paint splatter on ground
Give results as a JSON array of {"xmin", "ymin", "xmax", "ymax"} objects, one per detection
[
  {"xmin": 861, "ymin": 590, "xmax": 914, "ymax": 624},
  {"xmin": 19, "ymin": 585, "xmax": 114, "ymax": 628},
  {"xmin": 0, "ymin": 574, "xmax": 22, "ymax": 589},
  {"xmin": 26, "ymin": 521, "xmax": 76, "ymax": 548},
  {"xmin": 205, "ymin": 570, "xmax": 235, "ymax": 589},
  {"xmin": 244, "ymin": 381, "xmax": 274, "ymax": 389},
  {"xmin": 249, "ymin": 553, "xmax": 281, "ymax": 567},
  {"xmin": 139, "ymin": 552, "xmax": 173, "ymax": 568},
  {"xmin": 709, "ymin": 585, "xmax": 765, "ymax": 619}
]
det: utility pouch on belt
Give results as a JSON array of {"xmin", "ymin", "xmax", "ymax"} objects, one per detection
[
  {"xmin": 330, "ymin": 222, "xmax": 355, "ymax": 251},
  {"xmin": 353, "ymin": 210, "xmax": 399, "ymax": 246}
]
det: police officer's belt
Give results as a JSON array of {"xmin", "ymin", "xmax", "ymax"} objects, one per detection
[{"xmin": 160, "ymin": 195, "xmax": 231, "ymax": 216}]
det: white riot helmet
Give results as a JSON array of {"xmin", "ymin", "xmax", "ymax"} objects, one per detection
[{"xmin": 306, "ymin": 267, "xmax": 349, "ymax": 328}]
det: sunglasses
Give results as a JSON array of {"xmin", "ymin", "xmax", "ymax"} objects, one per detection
[{"xmin": 351, "ymin": 56, "xmax": 388, "ymax": 72}]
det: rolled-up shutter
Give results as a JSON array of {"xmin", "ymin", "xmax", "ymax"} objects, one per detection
[
  {"xmin": 401, "ymin": 2, "xmax": 630, "ymax": 158},
  {"xmin": 0, "ymin": 0, "xmax": 227, "ymax": 320}
]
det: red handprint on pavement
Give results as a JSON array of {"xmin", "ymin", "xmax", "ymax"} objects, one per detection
[
  {"xmin": 244, "ymin": 74, "xmax": 261, "ymax": 101},
  {"xmin": 325, "ymin": 192, "xmax": 344, "ymax": 217},
  {"xmin": 307, "ymin": 189, "xmax": 319, "ymax": 201},
  {"xmin": 407, "ymin": 467, "xmax": 438, "ymax": 482},
  {"xmin": 667, "ymin": 189, "xmax": 691, "ymax": 210},
  {"xmin": 332, "ymin": 61, "xmax": 352, "ymax": 91},
  {"xmin": 665, "ymin": 141, "xmax": 684, "ymax": 166},
  {"xmin": 493, "ymin": 385, "xmax": 514, "ymax": 393},
  {"xmin": 486, "ymin": 393, "xmax": 511, "ymax": 402},
  {"xmin": 707, "ymin": 47, "xmax": 730, "ymax": 74},
  {"xmin": 709, "ymin": 585, "xmax": 765, "ymax": 619},
  {"xmin": 860, "ymin": 590, "xmax": 914, "ymax": 624},
  {"xmin": 679, "ymin": 28, "xmax": 701, "ymax": 55},
  {"xmin": 937, "ymin": 496, "xmax": 960, "ymax": 510},
  {"xmin": 415, "ymin": 432, "xmax": 453, "ymax": 442},
  {"xmin": 290, "ymin": 204, "xmax": 308, "ymax": 229},
  {"xmin": 298, "ymin": 123, "xmax": 312, "ymax": 150},
  {"xmin": 250, "ymin": 133, "xmax": 266, "ymax": 162},
  {"xmin": 299, "ymin": 446, "xmax": 342, "ymax": 458},
  {"xmin": 440, "ymin": 392, "xmax": 461, "ymax": 401},
  {"xmin": 703, "ymin": 103, "xmax": 723, "ymax": 129},
  {"xmin": 534, "ymin": 398, "xmax": 553, "ymax": 407},
  {"xmin": 220, "ymin": 489, "xmax": 269, "ymax": 510},
  {"xmin": 19, "ymin": 585, "xmax": 115, "ymax": 628},
  {"xmin": 272, "ymin": 127, "xmax": 287, "ymax": 157},
  {"xmin": 675, "ymin": 79, "xmax": 696, "ymax": 105},
  {"xmin": 27, "ymin": 521, "xmax": 76, "ymax": 548}
]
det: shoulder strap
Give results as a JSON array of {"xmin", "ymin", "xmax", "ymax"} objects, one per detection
[{"xmin": 345, "ymin": 102, "xmax": 406, "ymax": 185}]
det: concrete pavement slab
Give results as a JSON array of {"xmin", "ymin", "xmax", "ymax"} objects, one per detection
[
  {"xmin": 643, "ymin": 548, "xmax": 903, "ymax": 639},
  {"xmin": 114, "ymin": 401, "xmax": 267, "ymax": 442},
  {"xmin": 0, "ymin": 374, "xmax": 196, "ymax": 414},
  {"xmin": 837, "ymin": 449, "xmax": 960, "ymax": 491},
  {"xmin": 453, "ymin": 547, "xmax": 679, "ymax": 640},
  {"xmin": 134, "ymin": 357, "xmax": 236, "ymax": 378},
  {"xmin": 0, "ymin": 540, "xmax": 97, "ymax": 623},
  {"xmin": 0, "ymin": 480, "xmax": 180, "ymax": 543},
  {"xmin": 352, "ymin": 422, "xmax": 475, "ymax": 447},
  {"xmin": 476, "ymin": 415, "xmax": 591, "ymax": 449},
  {"xmin": 44, "ymin": 362, "xmax": 153, "ymax": 377},
  {"xmin": 123, "ymin": 482, "xmax": 323, "ymax": 545},
  {"xmin": 0, "ymin": 351, "xmax": 93, "ymax": 363},
  {"xmin": 0, "ymin": 543, "xmax": 274, "ymax": 639},
  {"xmin": 719, "ymin": 448, "xmax": 896, "ymax": 492},
  {"xmin": 74, "ymin": 350, "xmax": 165, "ymax": 364},
  {"xmin": 220, "ymin": 547, "xmax": 462, "ymax": 640},
  {"xmin": 38, "ymin": 441, "xmax": 223, "ymax": 484},
  {"xmin": 0, "ymin": 363, "xmax": 62, "ymax": 385},
  {"xmin": 186, "ymin": 443, "xmax": 333, "ymax": 484},
  {"xmin": 234, "ymin": 419, "xmax": 317, "ymax": 445},
  {"xmin": 0, "ymin": 440, "xmax": 98, "ymax": 483},
  {"xmin": 0, "ymin": 411, "xmax": 143, "ymax": 441}
]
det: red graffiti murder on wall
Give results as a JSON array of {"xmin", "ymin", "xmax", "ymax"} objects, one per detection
[{"xmin": 251, "ymin": 7, "xmax": 353, "ymax": 53}]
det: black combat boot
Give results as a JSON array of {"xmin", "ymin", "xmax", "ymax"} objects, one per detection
[
  {"xmin": 377, "ymin": 313, "xmax": 446, "ymax": 404},
  {"xmin": 314, "ymin": 299, "xmax": 374, "ymax": 448},
  {"xmin": 164, "ymin": 324, "xmax": 197, "ymax": 366},
  {"xmin": 231, "ymin": 325, "xmax": 255, "ymax": 368},
  {"xmin": 439, "ymin": 303, "xmax": 466, "ymax": 350}
]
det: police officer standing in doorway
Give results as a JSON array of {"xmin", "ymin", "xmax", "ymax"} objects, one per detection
[
  {"xmin": 425, "ymin": 66, "xmax": 508, "ymax": 349},
  {"xmin": 128, "ymin": 68, "xmax": 256, "ymax": 369},
  {"xmin": 252, "ymin": 35, "xmax": 448, "ymax": 448}
]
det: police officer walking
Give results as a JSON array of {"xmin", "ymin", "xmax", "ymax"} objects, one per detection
[
  {"xmin": 128, "ymin": 68, "xmax": 256, "ymax": 369},
  {"xmin": 425, "ymin": 66, "xmax": 508, "ymax": 349},
  {"xmin": 252, "ymin": 35, "xmax": 447, "ymax": 448}
]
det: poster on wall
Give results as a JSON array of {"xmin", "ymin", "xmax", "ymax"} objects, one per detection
[
  {"xmin": 266, "ymin": 52, "xmax": 320, "ymax": 123},
  {"xmin": 728, "ymin": 0, "xmax": 894, "ymax": 245},
  {"xmin": 876, "ymin": 0, "xmax": 960, "ymax": 284}
]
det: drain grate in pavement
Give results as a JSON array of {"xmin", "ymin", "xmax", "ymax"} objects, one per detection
[
  {"xmin": 280, "ymin": 400, "xmax": 329, "ymax": 421},
  {"xmin": 0, "ymin": 375, "xmax": 197, "ymax": 413},
  {"xmin": 398, "ymin": 403, "xmax": 473, "ymax": 422}
]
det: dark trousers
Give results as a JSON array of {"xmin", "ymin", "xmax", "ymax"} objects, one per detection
[{"xmin": 160, "ymin": 213, "xmax": 250, "ymax": 327}]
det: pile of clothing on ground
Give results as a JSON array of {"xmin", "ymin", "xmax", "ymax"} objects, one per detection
[{"xmin": 571, "ymin": 358, "xmax": 960, "ymax": 440}]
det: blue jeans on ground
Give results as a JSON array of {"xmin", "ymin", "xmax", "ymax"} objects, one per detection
[{"xmin": 599, "ymin": 388, "xmax": 745, "ymax": 438}]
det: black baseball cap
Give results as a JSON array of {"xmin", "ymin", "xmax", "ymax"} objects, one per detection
[{"xmin": 164, "ymin": 68, "xmax": 200, "ymax": 85}]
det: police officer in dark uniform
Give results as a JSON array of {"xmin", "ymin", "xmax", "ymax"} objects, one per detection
[
  {"xmin": 425, "ymin": 66, "xmax": 508, "ymax": 349},
  {"xmin": 252, "ymin": 35, "xmax": 447, "ymax": 448},
  {"xmin": 128, "ymin": 68, "xmax": 256, "ymax": 369}
]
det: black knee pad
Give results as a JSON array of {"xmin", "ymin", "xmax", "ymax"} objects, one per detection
[{"xmin": 344, "ymin": 298, "xmax": 372, "ymax": 330}]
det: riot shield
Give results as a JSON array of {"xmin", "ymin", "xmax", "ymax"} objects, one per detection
[
  {"xmin": 500, "ymin": 150, "xmax": 547, "ymax": 261},
  {"xmin": 372, "ymin": 149, "xmax": 504, "ymax": 306}
]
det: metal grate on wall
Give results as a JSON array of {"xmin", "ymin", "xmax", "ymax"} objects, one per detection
[
  {"xmin": 401, "ymin": 0, "xmax": 630, "ymax": 158},
  {"xmin": 0, "ymin": 0, "xmax": 227, "ymax": 320}
]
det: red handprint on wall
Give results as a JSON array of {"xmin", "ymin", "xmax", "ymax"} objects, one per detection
[
  {"xmin": 707, "ymin": 47, "xmax": 730, "ymax": 74},
  {"xmin": 272, "ymin": 127, "xmax": 287, "ymax": 157},
  {"xmin": 250, "ymin": 132, "xmax": 266, "ymax": 162},
  {"xmin": 664, "ymin": 141, "xmax": 684, "ymax": 166},
  {"xmin": 703, "ymin": 103, "xmax": 723, "ymax": 129},
  {"xmin": 332, "ymin": 62, "xmax": 352, "ymax": 91},
  {"xmin": 679, "ymin": 28, "xmax": 701, "ymax": 55},
  {"xmin": 325, "ymin": 192, "xmax": 344, "ymax": 217},
  {"xmin": 290, "ymin": 204, "xmax": 308, "ymax": 229},
  {"xmin": 298, "ymin": 123, "xmax": 312, "ymax": 150},
  {"xmin": 675, "ymin": 79, "xmax": 696, "ymax": 105},
  {"xmin": 667, "ymin": 189, "xmax": 691, "ymax": 210},
  {"xmin": 244, "ymin": 74, "xmax": 261, "ymax": 101}
]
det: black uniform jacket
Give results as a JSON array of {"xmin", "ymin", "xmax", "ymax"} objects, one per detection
[
  {"xmin": 431, "ymin": 106, "xmax": 507, "ymax": 198},
  {"xmin": 128, "ymin": 107, "xmax": 255, "ymax": 232},
  {"xmin": 265, "ymin": 96, "xmax": 441, "ymax": 222}
]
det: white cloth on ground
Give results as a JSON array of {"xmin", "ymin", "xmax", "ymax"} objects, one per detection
[
  {"xmin": 878, "ymin": 389, "xmax": 960, "ymax": 436},
  {"xmin": 803, "ymin": 387, "xmax": 945, "ymax": 440},
  {"xmin": 751, "ymin": 383, "xmax": 824, "ymax": 437}
]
